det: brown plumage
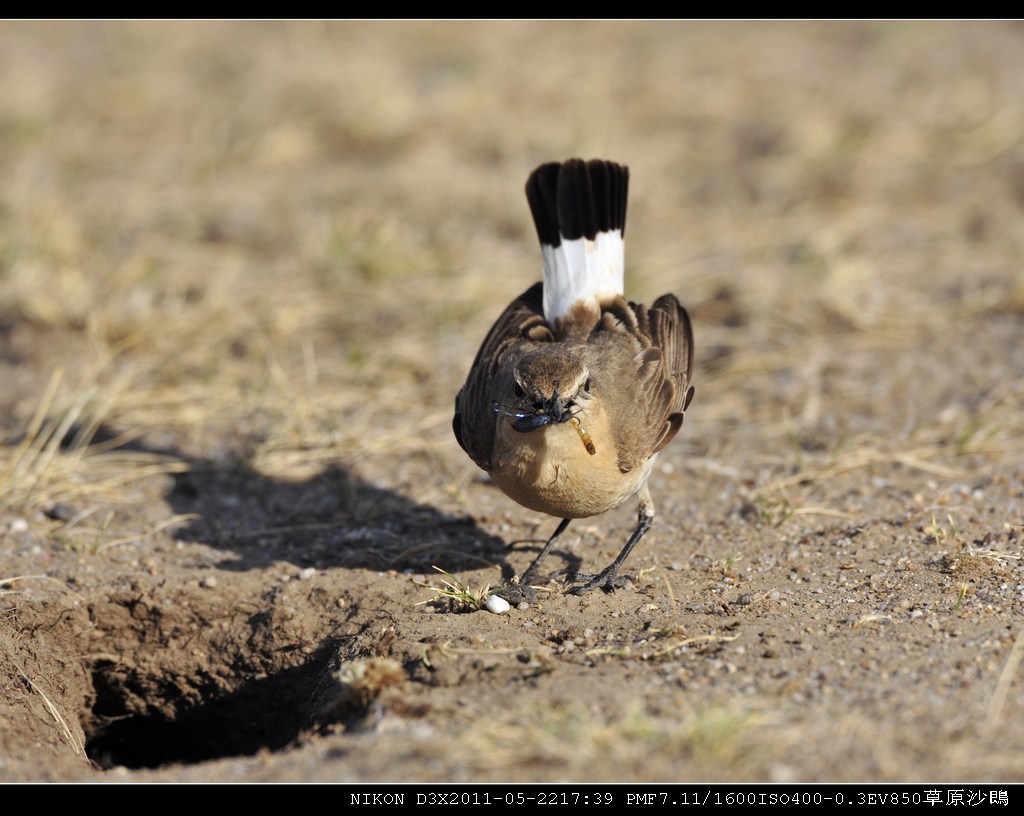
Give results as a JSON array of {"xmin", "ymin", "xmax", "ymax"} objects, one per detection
[{"xmin": 453, "ymin": 159, "xmax": 694, "ymax": 595}]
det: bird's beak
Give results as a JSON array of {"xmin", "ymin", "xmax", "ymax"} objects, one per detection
[
  {"xmin": 511, "ymin": 412, "xmax": 554, "ymax": 432},
  {"xmin": 510, "ymin": 393, "xmax": 570, "ymax": 433}
]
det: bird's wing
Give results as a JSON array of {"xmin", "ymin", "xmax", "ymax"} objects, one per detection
[
  {"xmin": 596, "ymin": 295, "xmax": 695, "ymax": 472},
  {"xmin": 645, "ymin": 294, "xmax": 695, "ymax": 453},
  {"xmin": 453, "ymin": 283, "xmax": 551, "ymax": 471}
]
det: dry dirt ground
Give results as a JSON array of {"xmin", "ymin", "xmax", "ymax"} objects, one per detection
[{"xmin": 2, "ymin": 21, "xmax": 1024, "ymax": 783}]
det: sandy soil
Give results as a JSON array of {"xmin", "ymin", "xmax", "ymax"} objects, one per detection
[{"xmin": 2, "ymin": 21, "xmax": 1024, "ymax": 783}]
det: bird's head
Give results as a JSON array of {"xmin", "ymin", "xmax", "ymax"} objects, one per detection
[{"xmin": 494, "ymin": 349, "xmax": 592, "ymax": 432}]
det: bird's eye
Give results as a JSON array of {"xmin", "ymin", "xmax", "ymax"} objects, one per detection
[
  {"xmin": 583, "ymin": 378, "xmax": 591, "ymax": 392},
  {"xmin": 514, "ymin": 383, "xmax": 525, "ymax": 399}
]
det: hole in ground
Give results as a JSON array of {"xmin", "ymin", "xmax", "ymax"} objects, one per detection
[{"xmin": 85, "ymin": 644, "xmax": 335, "ymax": 770}]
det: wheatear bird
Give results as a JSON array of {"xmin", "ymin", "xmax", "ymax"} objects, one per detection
[{"xmin": 453, "ymin": 159, "xmax": 694, "ymax": 595}]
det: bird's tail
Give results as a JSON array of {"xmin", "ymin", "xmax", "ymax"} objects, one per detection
[{"xmin": 525, "ymin": 159, "xmax": 628, "ymax": 331}]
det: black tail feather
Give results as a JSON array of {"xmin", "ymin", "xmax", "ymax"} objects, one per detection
[{"xmin": 525, "ymin": 159, "xmax": 629, "ymax": 248}]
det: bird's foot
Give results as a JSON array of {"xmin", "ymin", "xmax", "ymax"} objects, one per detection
[{"xmin": 566, "ymin": 568, "xmax": 630, "ymax": 595}]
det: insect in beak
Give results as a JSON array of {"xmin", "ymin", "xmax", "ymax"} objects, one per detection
[{"xmin": 569, "ymin": 416, "xmax": 597, "ymax": 455}]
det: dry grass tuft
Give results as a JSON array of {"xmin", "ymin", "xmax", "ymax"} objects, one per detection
[{"xmin": 0, "ymin": 369, "xmax": 187, "ymax": 517}]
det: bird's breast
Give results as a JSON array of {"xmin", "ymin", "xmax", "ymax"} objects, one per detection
[{"xmin": 489, "ymin": 408, "xmax": 650, "ymax": 519}]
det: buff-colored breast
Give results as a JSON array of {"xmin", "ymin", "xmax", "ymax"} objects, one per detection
[{"xmin": 489, "ymin": 404, "xmax": 653, "ymax": 519}]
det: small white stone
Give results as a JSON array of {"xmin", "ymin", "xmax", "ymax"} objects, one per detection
[
  {"xmin": 9, "ymin": 519, "xmax": 28, "ymax": 534},
  {"xmin": 485, "ymin": 595, "xmax": 511, "ymax": 614},
  {"xmin": 298, "ymin": 567, "xmax": 317, "ymax": 580}
]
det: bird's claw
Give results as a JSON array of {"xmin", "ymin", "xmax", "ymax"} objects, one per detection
[{"xmin": 566, "ymin": 570, "xmax": 629, "ymax": 595}]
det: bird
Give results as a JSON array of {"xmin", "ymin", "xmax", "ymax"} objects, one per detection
[{"xmin": 453, "ymin": 158, "xmax": 694, "ymax": 596}]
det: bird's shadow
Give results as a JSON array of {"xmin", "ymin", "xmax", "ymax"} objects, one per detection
[
  {"xmin": 76, "ymin": 426, "xmax": 522, "ymax": 577},
  {"xmin": 168, "ymin": 456, "xmax": 511, "ymax": 576}
]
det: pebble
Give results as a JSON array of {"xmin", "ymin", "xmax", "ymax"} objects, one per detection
[{"xmin": 485, "ymin": 595, "xmax": 511, "ymax": 614}]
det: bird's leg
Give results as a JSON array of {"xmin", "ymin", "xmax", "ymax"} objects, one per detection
[
  {"xmin": 520, "ymin": 517, "xmax": 572, "ymax": 585},
  {"xmin": 569, "ymin": 485, "xmax": 654, "ymax": 595},
  {"xmin": 499, "ymin": 517, "xmax": 572, "ymax": 603}
]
